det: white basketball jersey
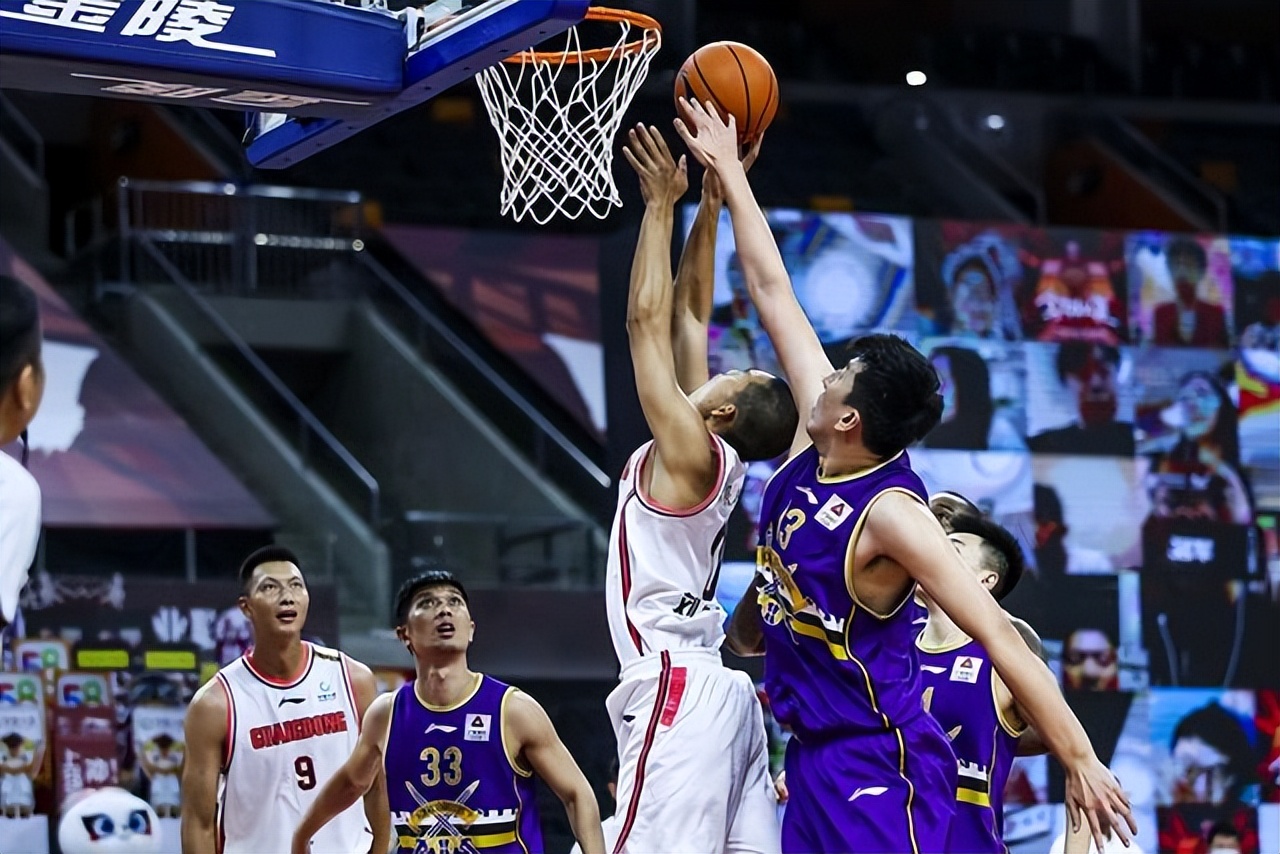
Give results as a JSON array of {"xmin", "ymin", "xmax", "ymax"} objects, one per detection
[
  {"xmin": 606, "ymin": 434, "xmax": 746, "ymax": 668},
  {"xmin": 215, "ymin": 642, "xmax": 371, "ymax": 854}
]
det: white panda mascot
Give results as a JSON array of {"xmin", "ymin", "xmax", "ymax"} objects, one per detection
[{"xmin": 58, "ymin": 787, "xmax": 162, "ymax": 854}]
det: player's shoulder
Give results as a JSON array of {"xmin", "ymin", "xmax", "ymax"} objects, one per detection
[
  {"xmin": 187, "ymin": 675, "xmax": 230, "ymax": 728},
  {"xmin": 0, "ymin": 453, "xmax": 39, "ymax": 501}
]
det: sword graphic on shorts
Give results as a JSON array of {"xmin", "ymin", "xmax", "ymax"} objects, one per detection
[{"xmin": 405, "ymin": 779, "xmax": 480, "ymax": 854}]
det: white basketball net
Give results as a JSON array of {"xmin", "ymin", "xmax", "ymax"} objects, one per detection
[{"xmin": 475, "ymin": 12, "xmax": 661, "ymax": 224}]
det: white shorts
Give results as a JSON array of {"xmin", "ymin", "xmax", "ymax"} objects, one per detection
[
  {"xmin": 149, "ymin": 773, "xmax": 180, "ymax": 809},
  {"xmin": 606, "ymin": 649, "xmax": 780, "ymax": 854},
  {"xmin": 0, "ymin": 772, "xmax": 34, "ymax": 809}
]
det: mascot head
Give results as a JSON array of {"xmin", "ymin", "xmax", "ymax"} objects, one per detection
[{"xmin": 58, "ymin": 787, "xmax": 161, "ymax": 854}]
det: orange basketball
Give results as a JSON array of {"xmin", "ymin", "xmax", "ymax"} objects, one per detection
[{"xmin": 674, "ymin": 41, "xmax": 779, "ymax": 144}]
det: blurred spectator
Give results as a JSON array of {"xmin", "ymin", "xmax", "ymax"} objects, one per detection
[
  {"xmin": 1238, "ymin": 293, "xmax": 1280, "ymax": 352},
  {"xmin": 1029, "ymin": 342, "xmax": 1135, "ymax": 456},
  {"xmin": 1146, "ymin": 372, "xmax": 1252, "ymax": 525},
  {"xmin": 1168, "ymin": 703, "xmax": 1256, "ymax": 805},
  {"xmin": 924, "ymin": 346, "xmax": 994, "ymax": 450},
  {"xmin": 1035, "ymin": 483, "xmax": 1113, "ymax": 574},
  {"xmin": 1062, "ymin": 628, "xmax": 1120, "ymax": 691},
  {"xmin": 1153, "ymin": 239, "xmax": 1230, "ymax": 348},
  {"xmin": 938, "ymin": 234, "xmax": 1024, "ymax": 341},
  {"xmin": 1206, "ymin": 821, "xmax": 1244, "ymax": 853}
]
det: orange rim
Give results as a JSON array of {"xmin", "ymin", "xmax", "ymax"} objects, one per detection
[{"xmin": 503, "ymin": 6, "xmax": 661, "ymax": 65}]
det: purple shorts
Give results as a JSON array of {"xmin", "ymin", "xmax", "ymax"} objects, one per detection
[{"xmin": 782, "ymin": 717, "xmax": 956, "ymax": 854}]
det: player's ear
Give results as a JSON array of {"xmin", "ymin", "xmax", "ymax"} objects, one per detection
[
  {"xmin": 710, "ymin": 402, "xmax": 737, "ymax": 423},
  {"xmin": 237, "ymin": 594, "xmax": 250, "ymax": 618},
  {"xmin": 834, "ymin": 407, "xmax": 859, "ymax": 434}
]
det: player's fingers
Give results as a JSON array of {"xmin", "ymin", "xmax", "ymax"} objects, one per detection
[
  {"xmin": 621, "ymin": 144, "xmax": 644, "ymax": 175},
  {"xmin": 642, "ymin": 125, "xmax": 670, "ymax": 164},
  {"xmin": 1087, "ymin": 807, "xmax": 1106, "ymax": 854},
  {"xmin": 649, "ymin": 124, "xmax": 675, "ymax": 161},
  {"xmin": 673, "ymin": 118, "xmax": 699, "ymax": 153},
  {"xmin": 629, "ymin": 126, "xmax": 657, "ymax": 168}
]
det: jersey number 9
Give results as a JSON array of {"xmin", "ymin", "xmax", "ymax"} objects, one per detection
[{"xmin": 295, "ymin": 755, "xmax": 316, "ymax": 790}]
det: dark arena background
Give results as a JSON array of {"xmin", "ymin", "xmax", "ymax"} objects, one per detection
[{"xmin": 0, "ymin": 1, "xmax": 1277, "ymax": 853}]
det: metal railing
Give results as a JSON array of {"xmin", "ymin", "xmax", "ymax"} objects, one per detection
[
  {"xmin": 130, "ymin": 234, "xmax": 382, "ymax": 526},
  {"xmin": 110, "ymin": 177, "xmax": 611, "ymax": 518},
  {"xmin": 0, "ymin": 91, "xmax": 45, "ymax": 177}
]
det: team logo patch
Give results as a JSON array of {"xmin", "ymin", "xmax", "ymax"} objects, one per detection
[
  {"xmin": 316, "ymin": 680, "xmax": 337, "ymax": 703},
  {"xmin": 814, "ymin": 495, "xmax": 852, "ymax": 530},
  {"xmin": 950, "ymin": 656, "xmax": 982, "ymax": 684},
  {"xmin": 464, "ymin": 714, "xmax": 491, "ymax": 742}
]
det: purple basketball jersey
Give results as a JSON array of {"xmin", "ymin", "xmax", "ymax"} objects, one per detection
[
  {"xmin": 918, "ymin": 637, "xmax": 1022, "ymax": 854},
  {"xmin": 384, "ymin": 675, "xmax": 543, "ymax": 853},
  {"xmin": 756, "ymin": 447, "xmax": 957, "ymax": 853}
]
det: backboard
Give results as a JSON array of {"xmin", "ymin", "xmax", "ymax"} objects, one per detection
[{"xmin": 0, "ymin": 0, "xmax": 592, "ymax": 168}]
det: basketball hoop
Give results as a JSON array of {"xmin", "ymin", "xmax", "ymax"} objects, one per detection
[{"xmin": 475, "ymin": 6, "xmax": 661, "ymax": 224}]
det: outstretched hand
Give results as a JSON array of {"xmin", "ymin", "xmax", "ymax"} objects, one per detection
[
  {"xmin": 1064, "ymin": 755, "xmax": 1137, "ymax": 853},
  {"xmin": 674, "ymin": 98, "xmax": 741, "ymax": 175},
  {"xmin": 622, "ymin": 123, "xmax": 687, "ymax": 207},
  {"xmin": 703, "ymin": 132, "xmax": 763, "ymax": 202}
]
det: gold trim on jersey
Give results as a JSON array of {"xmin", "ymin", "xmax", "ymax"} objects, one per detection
[
  {"xmin": 915, "ymin": 632, "xmax": 974, "ymax": 655},
  {"xmin": 816, "ymin": 449, "xmax": 904, "ymax": 484},
  {"xmin": 414, "ymin": 673, "xmax": 483, "ymax": 713},
  {"xmin": 843, "ymin": 486, "xmax": 926, "ymax": 620},
  {"xmin": 396, "ymin": 830, "xmax": 517, "ymax": 849},
  {"xmin": 511, "ymin": 768, "xmax": 531, "ymax": 854},
  {"xmin": 894, "ymin": 726, "xmax": 921, "ymax": 854},
  {"xmin": 500, "ymin": 688, "xmax": 533, "ymax": 778},
  {"xmin": 991, "ymin": 667, "xmax": 1027, "ymax": 738},
  {"xmin": 757, "ymin": 546, "xmax": 849, "ymax": 661}
]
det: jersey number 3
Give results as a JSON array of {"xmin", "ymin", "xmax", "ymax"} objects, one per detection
[
  {"xmin": 420, "ymin": 746, "xmax": 463, "ymax": 787},
  {"xmin": 295, "ymin": 755, "xmax": 316, "ymax": 790}
]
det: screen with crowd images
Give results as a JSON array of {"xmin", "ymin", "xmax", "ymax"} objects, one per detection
[{"xmin": 693, "ymin": 208, "xmax": 1280, "ymax": 854}]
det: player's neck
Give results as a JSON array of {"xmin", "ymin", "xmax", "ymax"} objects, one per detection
[
  {"xmin": 817, "ymin": 442, "xmax": 884, "ymax": 479},
  {"xmin": 414, "ymin": 659, "xmax": 477, "ymax": 708},
  {"xmin": 247, "ymin": 636, "xmax": 306, "ymax": 681},
  {"xmin": 919, "ymin": 602, "xmax": 969, "ymax": 650}
]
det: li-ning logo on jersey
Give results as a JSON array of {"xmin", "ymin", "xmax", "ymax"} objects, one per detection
[
  {"xmin": 249, "ymin": 711, "xmax": 348, "ymax": 749},
  {"xmin": 464, "ymin": 715, "xmax": 491, "ymax": 742},
  {"xmin": 848, "ymin": 786, "xmax": 888, "ymax": 801},
  {"xmin": 425, "ymin": 724, "xmax": 457, "ymax": 735}
]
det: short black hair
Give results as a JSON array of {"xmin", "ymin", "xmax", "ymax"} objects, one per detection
[
  {"xmin": 720, "ymin": 374, "xmax": 798, "ymax": 462},
  {"xmin": 1205, "ymin": 821, "xmax": 1239, "ymax": 844},
  {"xmin": 238, "ymin": 545, "xmax": 302, "ymax": 591},
  {"xmin": 0, "ymin": 275, "xmax": 41, "ymax": 391},
  {"xmin": 1167, "ymin": 237, "xmax": 1207, "ymax": 271},
  {"xmin": 948, "ymin": 511, "xmax": 1025, "ymax": 601},
  {"xmin": 1055, "ymin": 341, "xmax": 1120, "ymax": 384},
  {"xmin": 844, "ymin": 334, "xmax": 943, "ymax": 457},
  {"xmin": 394, "ymin": 569, "xmax": 470, "ymax": 626}
]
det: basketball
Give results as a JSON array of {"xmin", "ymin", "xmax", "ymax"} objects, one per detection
[{"xmin": 674, "ymin": 41, "xmax": 779, "ymax": 144}]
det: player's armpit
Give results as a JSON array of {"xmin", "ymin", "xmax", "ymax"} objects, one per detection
[
  {"xmin": 180, "ymin": 679, "xmax": 229, "ymax": 854},
  {"xmin": 506, "ymin": 691, "xmax": 606, "ymax": 854}
]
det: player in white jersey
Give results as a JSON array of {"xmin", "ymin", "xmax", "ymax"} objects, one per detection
[
  {"xmin": 607, "ymin": 126, "xmax": 797, "ymax": 853},
  {"xmin": 181, "ymin": 546, "xmax": 391, "ymax": 854},
  {"xmin": 1, "ymin": 275, "xmax": 45, "ymax": 643}
]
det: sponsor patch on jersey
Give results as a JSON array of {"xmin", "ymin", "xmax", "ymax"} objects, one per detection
[
  {"xmin": 464, "ymin": 713, "xmax": 492, "ymax": 742},
  {"xmin": 814, "ymin": 494, "xmax": 853, "ymax": 530},
  {"xmin": 316, "ymin": 680, "xmax": 337, "ymax": 703},
  {"xmin": 950, "ymin": 655, "xmax": 983, "ymax": 684}
]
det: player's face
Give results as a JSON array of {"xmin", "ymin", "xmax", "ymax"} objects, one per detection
[
  {"xmin": 400, "ymin": 585, "xmax": 474, "ymax": 655},
  {"xmin": 808, "ymin": 358, "xmax": 862, "ymax": 442},
  {"xmin": 948, "ymin": 532, "xmax": 998, "ymax": 592},
  {"xmin": 240, "ymin": 562, "xmax": 309, "ymax": 638},
  {"xmin": 689, "ymin": 369, "xmax": 770, "ymax": 418},
  {"xmin": 930, "ymin": 494, "xmax": 977, "ymax": 533}
]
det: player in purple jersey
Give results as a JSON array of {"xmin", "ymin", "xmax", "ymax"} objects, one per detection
[
  {"xmin": 676, "ymin": 97, "xmax": 1135, "ymax": 854},
  {"xmin": 292, "ymin": 571, "xmax": 604, "ymax": 854}
]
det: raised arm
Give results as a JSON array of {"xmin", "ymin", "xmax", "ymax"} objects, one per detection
[
  {"xmin": 622, "ymin": 125, "xmax": 722, "ymax": 508},
  {"xmin": 180, "ymin": 679, "xmax": 229, "ymax": 854},
  {"xmin": 675, "ymin": 99, "xmax": 830, "ymax": 457},
  {"xmin": 291, "ymin": 693, "xmax": 393, "ymax": 854},
  {"xmin": 671, "ymin": 140, "xmax": 762, "ymax": 393},
  {"xmin": 348, "ymin": 660, "xmax": 392, "ymax": 854},
  {"xmin": 506, "ymin": 690, "xmax": 604, "ymax": 854},
  {"xmin": 863, "ymin": 493, "xmax": 1135, "ymax": 852}
]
